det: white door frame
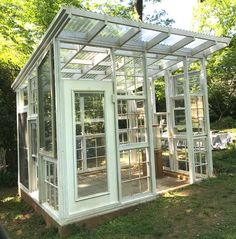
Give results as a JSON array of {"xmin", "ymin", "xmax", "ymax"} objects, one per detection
[{"xmin": 63, "ymin": 80, "xmax": 118, "ymax": 215}]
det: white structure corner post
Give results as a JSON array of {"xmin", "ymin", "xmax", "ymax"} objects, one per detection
[
  {"xmin": 183, "ymin": 57, "xmax": 196, "ymax": 184},
  {"xmin": 200, "ymin": 58, "xmax": 213, "ymax": 177},
  {"xmin": 164, "ymin": 70, "xmax": 175, "ymax": 171},
  {"xmin": 143, "ymin": 51, "xmax": 156, "ymax": 194},
  {"xmin": 53, "ymin": 38, "xmax": 67, "ymax": 220},
  {"xmin": 110, "ymin": 48, "xmax": 122, "ymax": 202}
]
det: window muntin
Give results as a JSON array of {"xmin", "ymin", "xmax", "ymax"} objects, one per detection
[
  {"xmin": 120, "ymin": 148, "xmax": 150, "ymax": 198},
  {"xmin": 44, "ymin": 160, "xmax": 58, "ymax": 210},
  {"xmin": 175, "ymin": 139, "xmax": 189, "ymax": 172},
  {"xmin": 191, "ymin": 96, "xmax": 205, "ymax": 135},
  {"xmin": 18, "ymin": 112, "xmax": 29, "ymax": 188},
  {"xmin": 74, "ymin": 92, "xmax": 108, "ymax": 198},
  {"xmin": 115, "ymin": 55, "xmax": 144, "ymax": 96},
  {"xmin": 29, "ymin": 71, "xmax": 38, "ymax": 115},
  {"xmin": 118, "ymin": 99, "xmax": 147, "ymax": 145},
  {"xmin": 38, "ymin": 50, "xmax": 56, "ymax": 154},
  {"xmin": 23, "ymin": 87, "xmax": 28, "ymax": 106}
]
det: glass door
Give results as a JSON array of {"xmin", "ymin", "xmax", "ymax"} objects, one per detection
[
  {"xmin": 63, "ymin": 80, "xmax": 118, "ymax": 214},
  {"xmin": 74, "ymin": 92, "xmax": 108, "ymax": 198}
]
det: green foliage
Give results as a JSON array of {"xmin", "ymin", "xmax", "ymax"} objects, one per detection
[
  {"xmin": 193, "ymin": 0, "xmax": 236, "ymax": 37},
  {"xmin": 207, "ymin": 36, "xmax": 236, "ymax": 121},
  {"xmin": 211, "ymin": 117, "xmax": 236, "ymax": 130},
  {"xmin": 212, "ymin": 144, "xmax": 236, "ymax": 175},
  {"xmin": 194, "ymin": 0, "xmax": 236, "ymax": 122},
  {"xmin": 0, "ymin": 171, "xmax": 17, "ymax": 187},
  {"xmin": 0, "ymin": 0, "xmax": 34, "ymax": 66},
  {"xmin": 0, "ymin": 61, "xmax": 19, "ymax": 150},
  {"xmin": 154, "ymin": 77, "xmax": 166, "ymax": 112},
  {"xmin": 144, "ymin": 9, "xmax": 174, "ymax": 26}
]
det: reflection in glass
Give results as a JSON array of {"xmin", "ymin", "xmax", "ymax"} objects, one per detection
[
  {"xmin": 38, "ymin": 51, "xmax": 54, "ymax": 152},
  {"xmin": 74, "ymin": 92, "xmax": 108, "ymax": 198},
  {"xmin": 120, "ymin": 148, "xmax": 150, "ymax": 198},
  {"xmin": 118, "ymin": 100, "xmax": 147, "ymax": 144}
]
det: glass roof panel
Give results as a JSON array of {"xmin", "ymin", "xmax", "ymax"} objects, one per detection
[
  {"xmin": 184, "ymin": 39, "xmax": 207, "ymax": 49},
  {"xmin": 160, "ymin": 34, "xmax": 185, "ymax": 46},
  {"xmin": 64, "ymin": 16, "xmax": 99, "ymax": 33},
  {"xmin": 132, "ymin": 29, "xmax": 160, "ymax": 43},
  {"xmin": 98, "ymin": 23, "xmax": 131, "ymax": 39}
]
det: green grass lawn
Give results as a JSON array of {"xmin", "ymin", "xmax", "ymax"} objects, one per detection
[{"xmin": 1, "ymin": 133, "xmax": 236, "ymax": 238}]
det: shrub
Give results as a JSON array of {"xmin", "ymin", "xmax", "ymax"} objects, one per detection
[
  {"xmin": 211, "ymin": 116, "xmax": 236, "ymax": 130},
  {"xmin": 0, "ymin": 170, "xmax": 17, "ymax": 187},
  {"xmin": 213, "ymin": 145, "xmax": 236, "ymax": 175}
]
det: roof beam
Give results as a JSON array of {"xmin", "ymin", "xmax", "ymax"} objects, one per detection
[
  {"xmin": 70, "ymin": 59, "xmax": 93, "ymax": 65},
  {"xmin": 68, "ymin": 8, "xmax": 231, "ymax": 44},
  {"xmin": 191, "ymin": 40, "xmax": 216, "ymax": 56},
  {"xmin": 76, "ymin": 53, "xmax": 110, "ymax": 80},
  {"xmin": 87, "ymin": 21, "xmax": 107, "ymax": 42},
  {"xmin": 119, "ymin": 27, "xmax": 141, "ymax": 46},
  {"xmin": 61, "ymin": 69, "xmax": 82, "ymax": 74},
  {"xmin": 170, "ymin": 36, "xmax": 195, "ymax": 53},
  {"xmin": 147, "ymin": 55, "xmax": 165, "ymax": 67},
  {"xmin": 61, "ymin": 21, "xmax": 106, "ymax": 69},
  {"xmin": 61, "ymin": 45, "xmax": 85, "ymax": 69},
  {"xmin": 146, "ymin": 32, "xmax": 170, "ymax": 50},
  {"xmin": 99, "ymin": 53, "xmax": 142, "ymax": 81},
  {"xmin": 148, "ymin": 59, "xmax": 183, "ymax": 79}
]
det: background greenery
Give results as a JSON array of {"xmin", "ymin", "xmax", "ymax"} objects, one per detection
[{"xmin": 0, "ymin": 0, "xmax": 235, "ymax": 184}]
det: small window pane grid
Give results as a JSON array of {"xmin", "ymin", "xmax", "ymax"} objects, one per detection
[
  {"xmin": 30, "ymin": 121, "xmax": 39, "ymax": 190},
  {"xmin": 76, "ymin": 135, "xmax": 106, "ymax": 171},
  {"xmin": 174, "ymin": 139, "xmax": 189, "ymax": 172},
  {"xmin": 118, "ymin": 100, "xmax": 147, "ymax": 145},
  {"xmin": 194, "ymin": 138, "xmax": 208, "ymax": 177},
  {"xmin": 23, "ymin": 87, "xmax": 28, "ymax": 106},
  {"xmin": 173, "ymin": 99, "xmax": 186, "ymax": 134},
  {"xmin": 191, "ymin": 96, "xmax": 205, "ymax": 135},
  {"xmin": 115, "ymin": 55, "xmax": 144, "ymax": 95},
  {"xmin": 44, "ymin": 160, "xmax": 58, "ymax": 211},
  {"xmin": 189, "ymin": 73, "xmax": 201, "ymax": 94},
  {"xmin": 29, "ymin": 74, "xmax": 38, "ymax": 115},
  {"xmin": 18, "ymin": 112, "xmax": 29, "ymax": 188},
  {"xmin": 120, "ymin": 148, "xmax": 150, "ymax": 198},
  {"xmin": 153, "ymin": 113, "xmax": 167, "ymax": 134},
  {"xmin": 162, "ymin": 144, "xmax": 170, "ymax": 169},
  {"xmin": 174, "ymin": 77, "xmax": 185, "ymax": 96},
  {"xmin": 74, "ymin": 92, "xmax": 108, "ymax": 198},
  {"xmin": 38, "ymin": 51, "xmax": 54, "ymax": 153}
]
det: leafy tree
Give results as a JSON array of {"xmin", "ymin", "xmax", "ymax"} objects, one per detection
[
  {"xmin": 0, "ymin": 0, "xmax": 35, "ymax": 66},
  {"xmin": 133, "ymin": 0, "xmax": 174, "ymax": 25},
  {"xmin": 0, "ymin": 61, "xmax": 19, "ymax": 150},
  {"xmin": 207, "ymin": 36, "xmax": 236, "ymax": 121},
  {"xmin": 193, "ymin": 0, "xmax": 236, "ymax": 37},
  {"xmin": 194, "ymin": 0, "xmax": 236, "ymax": 121}
]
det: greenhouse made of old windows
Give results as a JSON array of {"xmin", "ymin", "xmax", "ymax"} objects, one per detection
[{"xmin": 12, "ymin": 7, "xmax": 231, "ymax": 227}]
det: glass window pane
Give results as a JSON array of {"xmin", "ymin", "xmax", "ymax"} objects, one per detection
[
  {"xmin": 120, "ymin": 148, "xmax": 150, "ymax": 198},
  {"xmin": 38, "ymin": 51, "xmax": 55, "ymax": 153},
  {"xmin": 115, "ymin": 55, "xmax": 144, "ymax": 96},
  {"xmin": 118, "ymin": 100, "xmax": 147, "ymax": 144},
  {"xmin": 74, "ymin": 92, "xmax": 108, "ymax": 198},
  {"xmin": 18, "ymin": 112, "xmax": 29, "ymax": 189}
]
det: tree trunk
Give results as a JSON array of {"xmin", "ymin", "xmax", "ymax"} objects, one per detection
[{"xmin": 134, "ymin": 0, "xmax": 143, "ymax": 20}]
